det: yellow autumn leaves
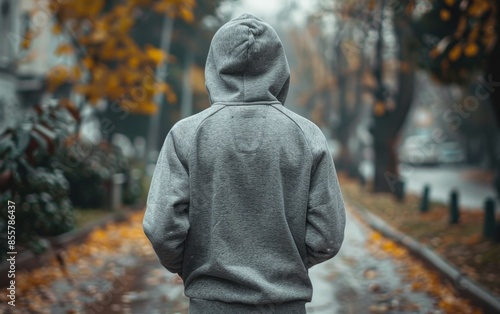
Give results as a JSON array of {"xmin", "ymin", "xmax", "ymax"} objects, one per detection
[
  {"xmin": 367, "ymin": 231, "xmax": 481, "ymax": 314},
  {"xmin": 440, "ymin": 0, "xmax": 492, "ymax": 21},
  {"xmin": 373, "ymin": 101, "xmax": 385, "ymax": 117},
  {"xmin": 47, "ymin": 65, "xmax": 81, "ymax": 92},
  {"xmin": 440, "ymin": 9, "xmax": 451, "ymax": 22},
  {"xmin": 433, "ymin": 0, "xmax": 496, "ymax": 69},
  {"xmin": 40, "ymin": 0, "xmax": 197, "ymax": 114},
  {"xmin": 0, "ymin": 211, "xmax": 156, "ymax": 313}
]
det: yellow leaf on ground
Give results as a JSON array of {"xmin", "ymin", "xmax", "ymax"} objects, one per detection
[{"xmin": 370, "ymin": 232, "xmax": 382, "ymax": 242}]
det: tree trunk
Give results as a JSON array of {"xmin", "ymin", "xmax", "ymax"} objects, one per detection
[
  {"xmin": 335, "ymin": 27, "xmax": 365, "ymax": 175},
  {"xmin": 371, "ymin": 0, "xmax": 415, "ymax": 194},
  {"xmin": 370, "ymin": 0, "xmax": 389, "ymax": 192},
  {"xmin": 335, "ymin": 31, "xmax": 350, "ymax": 171},
  {"xmin": 486, "ymin": 7, "xmax": 500, "ymax": 198},
  {"xmin": 347, "ymin": 44, "xmax": 366, "ymax": 178},
  {"xmin": 487, "ymin": 8, "xmax": 500, "ymax": 126}
]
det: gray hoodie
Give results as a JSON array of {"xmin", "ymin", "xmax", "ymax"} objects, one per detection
[{"xmin": 143, "ymin": 13, "xmax": 346, "ymax": 313}]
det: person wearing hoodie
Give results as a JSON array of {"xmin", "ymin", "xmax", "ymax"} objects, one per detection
[{"xmin": 143, "ymin": 13, "xmax": 346, "ymax": 314}]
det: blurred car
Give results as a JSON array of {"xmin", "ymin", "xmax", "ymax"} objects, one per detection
[
  {"xmin": 438, "ymin": 141, "xmax": 465, "ymax": 164},
  {"xmin": 399, "ymin": 135, "xmax": 439, "ymax": 166}
]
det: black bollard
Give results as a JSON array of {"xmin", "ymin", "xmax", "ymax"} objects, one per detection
[
  {"xmin": 495, "ymin": 222, "xmax": 500, "ymax": 243},
  {"xmin": 359, "ymin": 172, "xmax": 366, "ymax": 187},
  {"xmin": 395, "ymin": 179, "xmax": 405, "ymax": 202},
  {"xmin": 449, "ymin": 189, "xmax": 460, "ymax": 224},
  {"xmin": 484, "ymin": 198, "xmax": 496, "ymax": 239},
  {"xmin": 420, "ymin": 185, "xmax": 430, "ymax": 213},
  {"xmin": 348, "ymin": 163, "xmax": 358, "ymax": 178}
]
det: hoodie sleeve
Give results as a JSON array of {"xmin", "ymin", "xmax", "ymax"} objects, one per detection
[
  {"xmin": 143, "ymin": 130, "xmax": 190, "ymax": 275},
  {"xmin": 305, "ymin": 134, "xmax": 346, "ymax": 269}
]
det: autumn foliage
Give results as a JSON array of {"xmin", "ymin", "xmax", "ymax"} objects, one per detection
[
  {"xmin": 29, "ymin": 0, "xmax": 196, "ymax": 115},
  {"xmin": 415, "ymin": 0, "xmax": 497, "ymax": 83},
  {"xmin": 0, "ymin": 211, "xmax": 155, "ymax": 312}
]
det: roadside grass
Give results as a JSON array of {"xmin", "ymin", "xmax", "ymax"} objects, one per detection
[
  {"xmin": 340, "ymin": 174, "xmax": 500, "ymax": 296},
  {"xmin": 72, "ymin": 173, "xmax": 152, "ymax": 229},
  {"xmin": 74, "ymin": 208, "xmax": 112, "ymax": 228}
]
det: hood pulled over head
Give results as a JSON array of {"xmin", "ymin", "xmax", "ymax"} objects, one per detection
[{"xmin": 205, "ymin": 13, "xmax": 290, "ymax": 105}]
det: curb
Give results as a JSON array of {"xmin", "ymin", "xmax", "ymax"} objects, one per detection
[
  {"xmin": 348, "ymin": 202, "xmax": 500, "ymax": 314},
  {"xmin": 0, "ymin": 205, "xmax": 144, "ymax": 288}
]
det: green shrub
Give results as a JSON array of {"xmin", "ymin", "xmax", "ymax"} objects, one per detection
[
  {"xmin": 59, "ymin": 140, "xmax": 142, "ymax": 209},
  {"xmin": 0, "ymin": 100, "xmax": 78, "ymax": 258}
]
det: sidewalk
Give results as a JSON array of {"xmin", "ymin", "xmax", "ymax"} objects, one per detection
[
  {"xmin": 0, "ymin": 207, "xmax": 481, "ymax": 313},
  {"xmin": 88, "ymin": 207, "xmax": 477, "ymax": 313},
  {"xmin": 91, "ymin": 209, "xmax": 448, "ymax": 314},
  {"xmin": 306, "ymin": 208, "xmax": 466, "ymax": 313},
  {"xmin": 347, "ymin": 200, "xmax": 500, "ymax": 313}
]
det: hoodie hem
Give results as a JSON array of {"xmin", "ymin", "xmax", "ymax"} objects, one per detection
[
  {"xmin": 188, "ymin": 298, "xmax": 307, "ymax": 314},
  {"xmin": 211, "ymin": 100, "xmax": 282, "ymax": 106}
]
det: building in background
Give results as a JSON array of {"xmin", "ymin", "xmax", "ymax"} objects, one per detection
[
  {"xmin": 0, "ymin": 0, "xmax": 21, "ymax": 133},
  {"xmin": 0, "ymin": 0, "xmax": 77, "ymax": 132}
]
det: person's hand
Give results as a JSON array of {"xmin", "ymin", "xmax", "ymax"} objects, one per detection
[{"xmin": 173, "ymin": 274, "xmax": 183, "ymax": 284}]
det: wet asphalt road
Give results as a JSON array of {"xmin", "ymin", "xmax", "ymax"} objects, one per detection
[
  {"xmin": 400, "ymin": 166, "xmax": 497, "ymax": 210},
  {"xmin": 360, "ymin": 162, "xmax": 497, "ymax": 209}
]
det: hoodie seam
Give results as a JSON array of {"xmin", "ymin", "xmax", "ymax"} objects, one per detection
[
  {"xmin": 187, "ymin": 105, "xmax": 227, "ymax": 161},
  {"xmin": 212, "ymin": 100, "xmax": 281, "ymax": 106},
  {"xmin": 168, "ymin": 130, "xmax": 189, "ymax": 174},
  {"xmin": 244, "ymin": 26, "xmax": 251, "ymax": 102},
  {"xmin": 269, "ymin": 105, "xmax": 314, "ymax": 162}
]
